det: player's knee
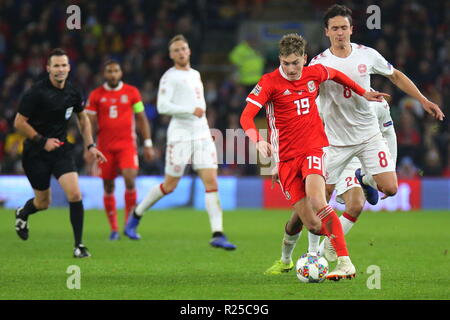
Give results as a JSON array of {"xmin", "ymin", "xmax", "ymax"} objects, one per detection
[
  {"xmin": 307, "ymin": 195, "xmax": 326, "ymax": 213},
  {"xmin": 306, "ymin": 222, "xmax": 322, "ymax": 235},
  {"xmin": 67, "ymin": 191, "xmax": 82, "ymax": 202},
  {"xmin": 35, "ymin": 198, "xmax": 51, "ymax": 210},
  {"xmin": 383, "ymin": 184, "xmax": 397, "ymax": 197}
]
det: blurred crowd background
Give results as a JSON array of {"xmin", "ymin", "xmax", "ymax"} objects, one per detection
[{"xmin": 0, "ymin": 0, "xmax": 448, "ymax": 178}]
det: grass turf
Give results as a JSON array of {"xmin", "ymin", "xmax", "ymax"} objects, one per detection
[{"xmin": 0, "ymin": 208, "xmax": 449, "ymax": 300}]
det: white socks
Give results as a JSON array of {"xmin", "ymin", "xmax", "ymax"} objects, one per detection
[
  {"xmin": 362, "ymin": 174, "xmax": 378, "ymax": 190},
  {"xmin": 339, "ymin": 214, "xmax": 355, "ymax": 234},
  {"xmin": 281, "ymin": 232, "xmax": 301, "ymax": 264},
  {"xmin": 135, "ymin": 184, "xmax": 165, "ymax": 216},
  {"xmin": 205, "ymin": 191, "xmax": 223, "ymax": 233},
  {"xmin": 308, "ymin": 232, "xmax": 320, "ymax": 253}
]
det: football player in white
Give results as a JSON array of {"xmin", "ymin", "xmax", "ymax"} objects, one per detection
[{"xmin": 125, "ymin": 35, "xmax": 236, "ymax": 250}]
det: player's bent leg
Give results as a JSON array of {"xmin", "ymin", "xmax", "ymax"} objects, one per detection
[
  {"xmin": 125, "ymin": 174, "xmax": 180, "ymax": 240},
  {"xmin": 265, "ymin": 212, "xmax": 302, "ymax": 275},
  {"xmin": 372, "ymin": 171, "xmax": 398, "ymax": 197},
  {"xmin": 198, "ymin": 168, "xmax": 236, "ymax": 250},
  {"xmin": 15, "ymin": 189, "xmax": 51, "ymax": 241},
  {"xmin": 355, "ymin": 168, "xmax": 379, "ymax": 205},
  {"xmin": 304, "ymin": 175, "xmax": 356, "ymax": 280},
  {"xmin": 320, "ymin": 188, "xmax": 364, "ymax": 262},
  {"xmin": 58, "ymin": 172, "xmax": 90, "ymax": 257}
]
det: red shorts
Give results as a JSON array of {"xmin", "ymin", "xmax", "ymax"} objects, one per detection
[
  {"xmin": 98, "ymin": 147, "xmax": 139, "ymax": 180},
  {"xmin": 278, "ymin": 148, "xmax": 325, "ymax": 205}
]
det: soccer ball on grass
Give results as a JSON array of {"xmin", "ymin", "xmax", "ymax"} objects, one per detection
[{"xmin": 295, "ymin": 252, "xmax": 328, "ymax": 283}]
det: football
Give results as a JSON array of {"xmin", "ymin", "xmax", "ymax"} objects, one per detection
[{"xmin": 295, "ymin": 253, "xmax": 329, "ymax": 283}]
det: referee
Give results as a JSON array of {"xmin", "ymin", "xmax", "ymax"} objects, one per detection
[{"xmin": 13, "ymin": 48, "xmax": 106, "ymax": 258}]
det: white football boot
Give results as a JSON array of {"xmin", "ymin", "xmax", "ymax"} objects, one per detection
[
  {"xmin": 319, "ymin": 237, "xmax": 338, "ymax": 262},
  {"xmin": 326, "ymin": 256, "xmax": 356, "ymax": 281}
]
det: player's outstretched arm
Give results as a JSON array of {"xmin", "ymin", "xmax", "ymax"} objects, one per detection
[
  {"xmin": 240, "ymin": 102, "xmax": 273, "ymax": 158},
  {"xmin": 386, "ymin": 69, "xmax": 445, "ymax": 121},
  {"xmin": 325, "ymin": 66, "xmax": 390, "ymax": 102}
]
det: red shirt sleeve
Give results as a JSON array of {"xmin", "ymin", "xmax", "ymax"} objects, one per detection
[
  {"xmin": 321, "ymin": 65, "xmax": 366, "ymax": 96},
  {"xmin": 240, "ymin": 103, "xmax": 264, "ymax": 143},
  {"xmin": 131, "ymin": 86, "xmax": 143, "ymax": 105},
  {"xmin": 245, "ymin": 74, "xmax": 273, "ymax": 109},
  {"xmin": 85, "ymin": 90, "xmax": 98, "ymax": 113}
]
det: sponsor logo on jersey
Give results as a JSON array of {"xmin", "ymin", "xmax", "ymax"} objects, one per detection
[
  {"xmin": 65, "ymin": 107, "xmax": 74, "ymax": 120},
  {"xmin": 251, "ymin": 84, "xmax": 262, "ymax": 96},
  {"xmin": 283, "ymin": 89, "xmax": 291, "ymax": 95},
  {"xmin": 307, "ymin": 81, "xmax": 316, "ymax": 93},
  {"xmin": 383, "ymin": 120, "xmax": 393, "ymax": 127},
  {"xmin": 358, "ymin": 64, "xmax": 367, "ymax": 74},
  {"xmin": 121, "ymin": 94, "xmax": 129, "ymax": 103}
]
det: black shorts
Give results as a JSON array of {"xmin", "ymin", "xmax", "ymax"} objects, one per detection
[{"xmin": 22, "ymin": 141, "xmax": 78, "ymax": 191}]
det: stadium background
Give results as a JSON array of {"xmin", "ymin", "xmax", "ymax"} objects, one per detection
[{"xmin": 0, "ymin": 0, "xmax": 449, "ymax": 210}]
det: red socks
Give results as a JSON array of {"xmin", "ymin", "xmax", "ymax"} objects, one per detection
[
  {"xmin": 124, "ymin": 189, "xmax": 137, "ymax": 224},
  {"xmin": 103, "ymin": 194, "xmax": 118, "ymax": 232},
  {"xmin": 317, "ymin": 205, "xmax": 349, "ymax": 257}
]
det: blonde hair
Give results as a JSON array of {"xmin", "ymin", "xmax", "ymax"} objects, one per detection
[
  {"xmin": 279, "ymin": 33, "xmax": 307, "ymax": 57},
  {"xmin": 168, "ymin": 34, "xmax": 188, "ymax": 49}
]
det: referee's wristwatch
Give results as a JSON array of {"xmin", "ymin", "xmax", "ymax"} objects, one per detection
[{"xmin": 87, "ymin": 143, "xmax": 97, "ymax": 151}]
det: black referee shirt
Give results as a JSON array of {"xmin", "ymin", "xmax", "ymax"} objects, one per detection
[{"xmin": 18, "ymin": 78, "xmax": 84, "ymax": 143}]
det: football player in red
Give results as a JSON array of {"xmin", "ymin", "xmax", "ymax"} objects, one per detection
[
  {"xmin": 86, "ymin": 61, "xmax": 154, "ymax": 240},
  {"xmin": 240, "ymin": 33, "xmax": 389, "ymax": 280}
]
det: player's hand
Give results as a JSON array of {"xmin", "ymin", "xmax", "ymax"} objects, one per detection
[
  {"xmin": 83, "ymin": 150, "xmax": 95, "ymax": 163},
  {"xmin": 420, "ymin": 99, "xmax": 445, "ymax": 121},
  {"xmin": 44, "ymin": 138, "xmax": 62, "ymax": 152},
  {"xmin": 143, "ymin": 146, "xmax": 155, "ymax": 161},
  {"xmin": 271, "ymin": 166, "xmax": 280, "ymax": 189},
  {"xmin": 193, "ymin": 107, "xmax": 204, "ymax": 118},
  {"xmin": 89, "ymin": 147, "xmax": 107, "ymax": 164},
  {"xmin": 256, "ymin": 140, "xmax": 273, "ymax": 158},
  {"xmin": 362, "ymin": 91, "xmax": 391, "ymax": 102}
]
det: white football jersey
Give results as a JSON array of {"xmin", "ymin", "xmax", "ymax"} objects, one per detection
[
  {"xmin": 157, "ymin": 67, "xmax": 211, "ymax": 142},
  {"xmin": 372, "ymin": 99, "xmax": 394, "ymax": 134},
  {"xmin": 310, "ymin": 43, "xmax": 394, "ymax": 146}
]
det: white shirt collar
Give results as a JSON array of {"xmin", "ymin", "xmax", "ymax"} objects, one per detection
[
  {"xmin": 103, "ymin": 81, "xmax": 123, "ymax": 91},
  {"xmin": 278, "ymin": 65, "xmax": 301, "ymax": 81}
]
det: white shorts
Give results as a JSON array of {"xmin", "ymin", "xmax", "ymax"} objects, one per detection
[
  {"xmin": 325, "ymin": 132, "xmax": 395, "ymax": 185},
  {"xmin": 335, "ymin": 157, "xmax": 362, "ymax": 204},
  {"xmin": 165, "ymin": 137, "xmax": 218, "ymax": 177}
]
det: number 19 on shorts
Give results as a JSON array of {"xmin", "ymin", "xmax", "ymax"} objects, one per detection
[{"xmin": 307, "ymin": 156, "xmax": 322, "ymax": 170}]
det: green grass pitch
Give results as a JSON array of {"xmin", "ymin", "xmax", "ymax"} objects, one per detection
[{"xmin": 0, "ymin": 208, "xmax": 449, "ymax": 300}]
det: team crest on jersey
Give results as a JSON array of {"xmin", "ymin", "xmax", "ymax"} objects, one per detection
[
  {"xmin": 358, "ymin": 64, "xmax": 367, "ymax": 74},
  {"xmin": 121, "ymin": 94, "xmax": 129, "ymax": 103},
  {"xmin": 307, "ymin": 81, "xmax": 316, "ymax": 93},
  {"xmin": 251, "ymin": 84, "xmax": 262, "ymax": 96},
  {"xmin": 284, "ymin": 191, "xmax": 291, "ymax": 200},
  {"xmin": 65, "ymin": 107, "xmax": 74, "ymax": 120}
]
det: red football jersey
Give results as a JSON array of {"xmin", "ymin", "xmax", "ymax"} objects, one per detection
[
  {"xmin": 246, "ymin": 65, "xmax": 330, "ymax": 162},
  {"xmin": 86, "ymin": 82, "xmax": 142, "ymax": 150}
]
